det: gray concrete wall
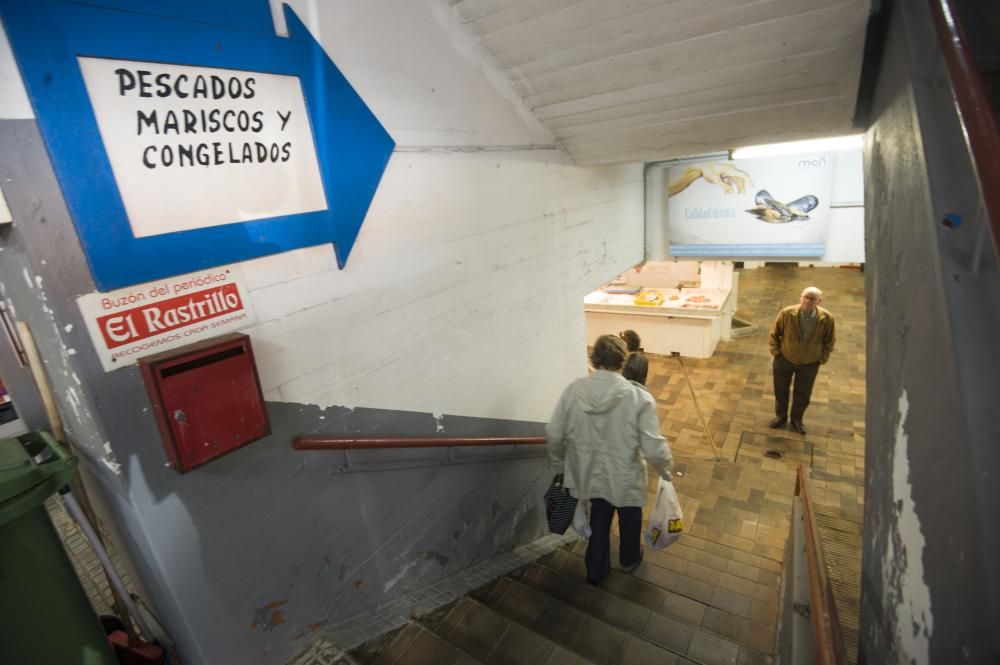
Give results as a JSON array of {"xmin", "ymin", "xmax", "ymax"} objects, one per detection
[{"xmin": 861, "ymin": 1, "xmax": 1000, "ymax": 663}]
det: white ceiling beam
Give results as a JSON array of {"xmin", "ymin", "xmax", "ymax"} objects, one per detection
[
  {"xmin": 518, "ymin": 22, "xmax": 865, "ymax": 109},
  {"xmin": 551, "ymin": 79, "xmax": 850, "ymax": 140},
  {"xmin": 532, "ymin": 45, "xmax": 857, "ymax": 121}
]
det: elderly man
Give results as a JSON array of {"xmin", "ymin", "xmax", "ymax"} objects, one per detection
[{"xmin": 768, "ymin": 286, "xmax": 836, "ymax": 435}]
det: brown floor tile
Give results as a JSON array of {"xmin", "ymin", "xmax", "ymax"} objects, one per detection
[
  {"xmin": 642, "ymin": 612, "xmax": 695, "ymax": 653},
  {"xmin": 700, "ymin": 606, "xmax": 747, "ymax": 642},
  {"xmin": 443, "ymin": 600, "xmax": 507, "ymax": 660},
  {"xmin": 621, "ymin": 637, "xmax": 681, "ymax": 664},
  {"xmin": 687, "ymin": 629, "xmax": 741, "ymax": 665},
  {"xmin": 380, "ymin": 624, "xmax": 465, "ymax": 665},
  {"xmin": 543, "ymin": 648, "xmax": 591, "ymax": 665},
  {"xmin": 571, "ymin": 617, "xmax": 629, "ymax": 665},
  {"xmin": 488, "ymin": 622, "xmax": 554, "ymax": 665},
  {"xmin": 710, "ymin": 588, "xmax": 753, "ymax": 619}
]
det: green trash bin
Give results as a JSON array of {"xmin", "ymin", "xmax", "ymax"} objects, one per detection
[{"xmin": 0, "ymin": 430, "xmax": 118, "ymax": 665}]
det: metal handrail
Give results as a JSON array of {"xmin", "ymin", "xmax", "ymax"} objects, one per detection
[
  {"xmin": 929, "ymin": 0, "xmax": 1000, "ymax": 261},
  {"xmin": 795, "ymin": 465, "xmax": 847, "ymax": 665},
  {"xmin": 292, "ymin": 436, "xmax": 546, "ymax": 450}
]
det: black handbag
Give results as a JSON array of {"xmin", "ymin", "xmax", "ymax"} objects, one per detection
[{"xmin": 543, "ymin": 474, "xmax": 578, "ymax": 535}]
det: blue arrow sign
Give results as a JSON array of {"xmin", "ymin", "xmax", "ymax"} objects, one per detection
[{"xmin": 0, "ymin": 0, "xmax": 395, "ymax": 290}]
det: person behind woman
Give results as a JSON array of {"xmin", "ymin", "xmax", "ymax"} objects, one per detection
[
  {"xmin": 546, "ymin": 334, "xmax": 672, "ymax": 584},
  {"xmin": 620, "ymin": 329, "xmax": 649, "ymax": 386},
  {"xmin": 619, "ymin": 329, "xmax": 642, "ymax": 354}
]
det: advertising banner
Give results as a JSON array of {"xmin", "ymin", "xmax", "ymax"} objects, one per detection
[
  {"xmin": 666, "ymin": 153, "xmax": 834, "ymax": 257},
  {"xmin": 77, "ymin": 266, "xmax": 256, "ymax": 371}
]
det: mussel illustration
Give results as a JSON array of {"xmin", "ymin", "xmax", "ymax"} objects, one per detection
[{"xmin": 745, "ymin": 190, "xmax": 818, "ymax": 223}]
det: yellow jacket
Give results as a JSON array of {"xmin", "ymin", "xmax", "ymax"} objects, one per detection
[{"xmin": 769, "ymin": 305, "xmax": 836, "ymax": 365}]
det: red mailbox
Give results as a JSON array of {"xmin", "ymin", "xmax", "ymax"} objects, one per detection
[{"xmin": 139, "ymin": 333, "xmax": 270, "ymax": 473}]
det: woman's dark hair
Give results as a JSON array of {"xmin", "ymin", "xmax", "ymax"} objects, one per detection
[
  {"xmin": 623, "ymin": 352, "xmax": 649, "ymax": 386},
  {"xmin": 619, "ymin": 329, "xmax": 642, "ymax": 353},
  {"xmin": 590, "ymin": 334, "xmax": 627, "ymax": 371}
]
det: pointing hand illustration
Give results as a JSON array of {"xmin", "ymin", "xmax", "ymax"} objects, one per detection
[{"xmin": 667, "ymin": 162, "xmax": 754, "ymax": 197}]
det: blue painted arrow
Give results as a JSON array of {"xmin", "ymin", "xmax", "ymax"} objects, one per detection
[{"xmin": 0, "ymin": 0, "xmax": 395, "ymax": 289}]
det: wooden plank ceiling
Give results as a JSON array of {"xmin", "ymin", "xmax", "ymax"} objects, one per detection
[{"xmin": 450, "ymin": 0, "xmax": 871, "ymax": 164}]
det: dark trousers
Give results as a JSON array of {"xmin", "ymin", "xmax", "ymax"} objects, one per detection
[
  {"xmin": 773, "ymin": 355, "xmax": 820, "ymax": 421},
  {"xmin": 585, "ymin": 498, "xmax": 642, "ymax": 583}
]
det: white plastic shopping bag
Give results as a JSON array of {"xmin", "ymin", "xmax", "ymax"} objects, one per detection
[
  {"xmin": 572, "ymin": 499, "xmax": 591, "ymax": 539},
  {"xmin": 644, "ymin": 478, "xmax": 683, "ymax": 550}
]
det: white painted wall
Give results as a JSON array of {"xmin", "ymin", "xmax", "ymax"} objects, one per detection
[
  {"xmin": 1, "ymin": 1, "xmax": 644, "ymax": 424},
  {"xmin": 0, "ymin": 24, "xmax": 32, "ymax": 120},
  {"xmin": 824, "ymin": 146, "xmax": 865, "ymax": 263},
  {"xmin": 244, "ymin": 152, "xmax": 641, "ymax": 422},
  {"xmin": 272, "ymin": 0, "xmax": 554, "ymax": 149},
  {"xmin": 231, "ymin": 0, "xmax": 644, "ymax": 424}
]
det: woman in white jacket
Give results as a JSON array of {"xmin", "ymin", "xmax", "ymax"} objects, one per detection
[{"xmin": 546, "ymin": 334, "xmax": 673, "ymax": 584}]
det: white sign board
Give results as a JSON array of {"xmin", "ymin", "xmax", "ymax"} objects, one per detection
[
  {"xmin": 77, "ymin": 266, "xmax": 257, "ymax": 371},
  {"xmin": 666, "ymin": 154, "xmax": 834, "ymax": 257},
  {"xmin": 77, "ymin": 57, "xmax": 327, "ymax": 237}
]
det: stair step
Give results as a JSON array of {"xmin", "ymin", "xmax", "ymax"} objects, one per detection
[
  {"xmin": 527, "ymin": 554, "xmax": 771, "ymax": 664},
  {"xmin": 567, "ymin": 535, "xmax": 782, "ymax": 585},
  {"xmin": 432, "ymin": 596, "xmax": 596, "ymax": 665},
  {"xmin": 565, "ymin": 535, "xmax": 781, "ymax": 629},
  {"xmin": 520, "ymin": 559, "xmax": 709, "ymax": 635},
  {"xmin": 372, "ymin": 621, "xmax": 484, "ymax": 665},
  {"xmin": 567, "ymin": 528, "xmax": 784, "ymax": 576},
  {"xmin": 480, "ymin": 576, "xmax": 700, "ymax": 665}
]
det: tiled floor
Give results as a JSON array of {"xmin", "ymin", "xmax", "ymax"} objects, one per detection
[
  {"xmin": 303, "ymin": 264, "xmax": 867, "ymax": 665},
  {"xmin": 644, "ymin": 263, "xmax": 866, "ymax": 660}
]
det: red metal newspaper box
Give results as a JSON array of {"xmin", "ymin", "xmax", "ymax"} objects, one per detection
[{"xmin": 139, "ymin": 333, "xmax": 269, "ymax": 473}]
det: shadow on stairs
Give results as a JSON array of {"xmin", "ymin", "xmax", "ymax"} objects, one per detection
[{"xmin": 344, "ymin": 540, "xmax": 774, "ymax": 665}]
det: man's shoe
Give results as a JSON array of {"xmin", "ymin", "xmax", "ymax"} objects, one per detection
[
  {"xmin": 621, "ymin": 551, "xmax": 644, "ymax": 574},
  {"xmin": 790, "ymin": 420, "xmax": 807, "ymax": 435},
  {"xmin": 769, "ymin": 416, "xmax": 787, "ymax": 429}
]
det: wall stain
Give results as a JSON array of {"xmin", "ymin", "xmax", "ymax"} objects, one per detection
[
  {"xmin": 250, "ymin": 600, "xmax": 287, "ymax": 631},
  {"xmin": 421, "ymin": 550, "xmax": 448, "ymax": 566},
  {"xmin": 294, "ymin": 621, "xmax": 327, "ymax": 640},
  {"xmin": 352, "ymin": 579, "xmax": 364, "ymax": 589},
  {"xmin": 491, "ymin": 500, "xmax": 502, "ymax": 520}
]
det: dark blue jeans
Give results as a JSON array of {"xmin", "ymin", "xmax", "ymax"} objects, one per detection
[{"xmin": 585, "ymin": 498, "xmax": 643, "ymax": 583}]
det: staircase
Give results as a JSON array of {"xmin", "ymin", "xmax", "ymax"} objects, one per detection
[{"xmin": 349, "ymin": 531, "xmax": 777, "ymax": 665}]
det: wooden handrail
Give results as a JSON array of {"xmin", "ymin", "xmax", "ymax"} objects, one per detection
[
  {"xmin": 293, "ymin": 436, "xmax": 546, "ymax": 450},
  {"xmin": 795, "ymin": 465, "xmax": 847, "ymax": 665},
  {"xmin": 929, "ymin": 0, "xmax": 1000, "ymax": 260}
]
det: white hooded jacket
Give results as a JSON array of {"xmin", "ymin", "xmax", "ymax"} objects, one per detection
[{"xmin": 546, "ymin": 370, "xmax": 672, "ymax": 507}]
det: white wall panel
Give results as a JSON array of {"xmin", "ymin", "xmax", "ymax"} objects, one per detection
[
  {"xmin": 0, "ymin": 24, "xmax": 32, "ymax": 119},
  {"xmin": 235, "ymin": 1, "xmax": 645, "ymax": 422},
  {"xmin": 244, "ymin": 150, "xmax": 642, "ymax": 421},
  {"xmin": 278, "ymin": 0, "xmax": 554, "ymax": 148}
]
